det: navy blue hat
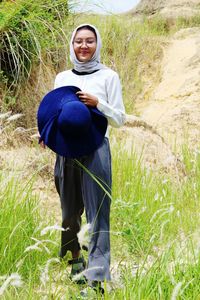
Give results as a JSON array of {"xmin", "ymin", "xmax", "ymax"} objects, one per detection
[{"xmin": 37, "ymin": 86, "xmax": 108, "ymax": 158}]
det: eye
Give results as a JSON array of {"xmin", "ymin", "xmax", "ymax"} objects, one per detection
[
  {"xmin": 74, "ymin": 40, "xmax": 82, "ymax": 44},
  {"xmin": 86, "ymin": 39, "xmax": 96, "ymax": 44},
  {"xmin": 73, "ymin": 39, "xmax": 96, "ymax": 45}
]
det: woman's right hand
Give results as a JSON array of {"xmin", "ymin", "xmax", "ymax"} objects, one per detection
[
  {"xmin": 76, "ymin": 91, "xmax": 99, "ymax": 107},
  {"xmin": 39, "ymin": 139, "xmax": 46, "ymax": 149}
]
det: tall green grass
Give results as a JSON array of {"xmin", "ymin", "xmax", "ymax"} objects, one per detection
[
  {"xmin": 109, "ymin": 145, "xmax": 200, "ymax": 299},
  {"xmin": 0, "ymin": 171, "xmax": 59, "ymax": 298},
  {"xmin": 0, "ymin": 145, "xmax": 200, "ymax": 298},
  {"xmin": 176, "ymin": 14, "xmax": 200, "ymax": 29},
  {"xmin": 0, "ymin": 0, "xmax": 69, "ymax": 86},
  {"xmin": 112, "ymin": 145, "xmax": 200, "ymax": 251}
]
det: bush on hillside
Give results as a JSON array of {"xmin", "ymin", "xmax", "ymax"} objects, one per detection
[{"xmin": 0, "ymin": 0, "xmax": 69, "ymax": 89}]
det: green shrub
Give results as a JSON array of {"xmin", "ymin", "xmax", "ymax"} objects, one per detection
[
  {"xmin": 176, "ymin": 14, "xmax": 200, "ymax": 29},
  {"xmin": 0, "ymin": 0, "xmax": 69, "ymax": 87}
]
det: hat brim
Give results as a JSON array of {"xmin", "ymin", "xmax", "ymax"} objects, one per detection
[{"xmin": 37, "ymin": 86, "xmax": 108, "ymax": 158}]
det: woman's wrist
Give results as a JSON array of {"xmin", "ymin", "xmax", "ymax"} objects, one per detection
[{"xmin": 95, "ymin": 97, "xmax": 99, "ymax": 107}]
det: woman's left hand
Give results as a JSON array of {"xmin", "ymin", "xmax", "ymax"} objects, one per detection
[{"xmin": 76, "ymin": 91, "xmax": 99, "ymax": 107}]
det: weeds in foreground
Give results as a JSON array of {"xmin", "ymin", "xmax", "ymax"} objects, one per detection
[{"xmin": 0, "ymin": 144, "xmax": 200, "ymax": 298}]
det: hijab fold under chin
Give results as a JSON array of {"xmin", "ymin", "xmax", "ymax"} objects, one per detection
[{"xmin": 70, "ymin": 24, "xmax": 106, "ymax": 73}]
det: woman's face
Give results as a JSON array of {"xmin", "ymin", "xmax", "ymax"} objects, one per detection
[{"xmin": 73, "ymin": 29, "xmax": 97, "ymax": 62}]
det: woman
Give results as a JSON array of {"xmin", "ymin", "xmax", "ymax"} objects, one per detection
[{"xmin": 54, "ymin": 24, "xmax": 125, "ymax": 293}]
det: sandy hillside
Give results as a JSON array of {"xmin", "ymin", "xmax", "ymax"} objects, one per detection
[
  {"xmin": 138, "ymin": 28, "xmax": 200, "ymax": 148},
  {"xmin": 132, "ymin": 0, "xmax": 200, "ymax": 17},
  {"xmin": 116, "ymin": 27, "xmax": 200, "ymax": 174}
]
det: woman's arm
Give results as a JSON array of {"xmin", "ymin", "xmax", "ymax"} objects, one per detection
[{"xmin": 97, "ymin": 72, "xmax": 126, "ymax": 127}]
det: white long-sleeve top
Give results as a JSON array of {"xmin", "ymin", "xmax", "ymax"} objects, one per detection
[{"xmin": 54, "ymin": 68, "xmax": 126, "ymax": 137}]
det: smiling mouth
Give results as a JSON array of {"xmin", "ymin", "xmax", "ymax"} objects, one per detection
[{"xmin": 79, "ymin": 51, "xmax": 89, "ymax": 55}]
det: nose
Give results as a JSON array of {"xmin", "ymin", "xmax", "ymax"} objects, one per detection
[{"xmin": 80, "ymin": 41, "xmax": 88, "ymax": 48}]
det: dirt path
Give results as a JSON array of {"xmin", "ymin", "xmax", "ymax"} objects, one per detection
[
  {"xmin": 139, "ymin": 28, "xmax": 200, "ymax": 149},
  {"xmin": 121, "ymin": 27, "xmax": 200, "ymax": 173}
]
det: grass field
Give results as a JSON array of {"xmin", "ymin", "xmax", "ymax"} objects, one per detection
[{"xmin": 0, "ymin": 144, "xmax": 199, "ymax": 299}]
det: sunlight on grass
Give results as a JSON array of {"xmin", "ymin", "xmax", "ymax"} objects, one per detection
[{"xmin": 0, "ymin": 144, "xmax": 199, "ymax": 298}]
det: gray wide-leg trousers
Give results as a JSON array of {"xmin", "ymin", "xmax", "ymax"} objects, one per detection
[{"xmin": 54, "ymin": 138, "xmax": 112, "ymax": 281}]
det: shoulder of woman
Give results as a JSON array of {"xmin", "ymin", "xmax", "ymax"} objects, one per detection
[
  {"xmin": 100, "ymin": 67, "xmax": 119, "ymax": 79},
  {"xmin": 55, "ymin": 69, "xmax": 72, "ymax": 78}
]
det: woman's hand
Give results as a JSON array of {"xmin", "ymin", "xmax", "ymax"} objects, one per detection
[
  {"xmin": 40, "ymin": 141, "xmax": 46, "ymax": 149},
  {"xmin": 39, "ymin": 138, "xmax": 46, "ymax": 149},
  {"xmin": 76, "ymin": 91, "xmax": 99, "ymax": 107}
]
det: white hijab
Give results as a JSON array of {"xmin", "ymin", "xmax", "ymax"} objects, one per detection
[{"xmin": 70, "ymin": 24, "xmax": 106, "ymax": 73}]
